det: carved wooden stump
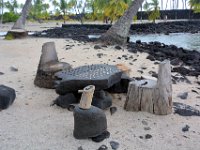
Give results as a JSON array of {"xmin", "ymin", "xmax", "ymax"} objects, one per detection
[
  {"xmin": 78, "ymin": 85, "xmax": 95, "ymax": 109},
  {"xmin": 124, "ymin": 60, "xmax": 172, "ymax": 115}
]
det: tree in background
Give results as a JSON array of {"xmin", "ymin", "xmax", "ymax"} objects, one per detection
[
  {"xmin": 143, "ymin": 0, "xmax": 160, "ymax": 23},
  {"xmin": 4, "ymin": 0, "xmax": 18, "ymax": 13},
  {"xmin": 50, "ymin": 0, "xmax": 60, "ymax": 16},
  {"xmin": 104, "ymin": 0, "xmax": 132, "ymax": 24},
  {"xmin": 0, "ymin": 0, "xmax": 4, "ymax": 24},
  {"xmin": 30, "ymin": 0, "xmax": 50, "ymax": 21},
  {"xmin": 189, "ymin": 0, "xmax": 200, "ymax": 13},
  {"xmin": 100, "ymin": 0, "xmax": 144, "ymax": 45},
  {"xmin": 91, "ymin": 0, "xmax": 131, "ymax": 23},
  {"xmin": 59, "ymin": 0, "xmax": 68, "ymax": 23}
]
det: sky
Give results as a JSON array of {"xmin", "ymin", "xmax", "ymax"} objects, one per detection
[{"xmin": 2, "ymin": 0, "xmax": 191, "ymax": 12}]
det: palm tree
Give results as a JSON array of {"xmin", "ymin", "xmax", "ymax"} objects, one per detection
[
  {"xmin": 143, "ymin": 0, "xmax": 160, "ymax": 23},
  {"xmin": 165, "ymin": 0, "xmax": 169, "ymax": 10},
  {"xmin": 100, "ymin": 0, "xmax": 144, "ymax": 45},
  {"xmin": 12, "ymin": 0, "xmax": 32, "ymax": 30},
  {"xmin": 189, "ymin": 0, "xmax": 200, "ymax": 13},
  {"xmin": 0, "ymin": 0, "xmax": 4, "ymax": 24}
]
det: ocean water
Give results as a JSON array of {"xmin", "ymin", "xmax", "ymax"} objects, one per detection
[
  {"xmin": 130, "ymin": 33, "xmax": 200, "ymax": 52},
  {"xmin": 88, "ymin": 33, "xmax": 200, "ymax": 52}
]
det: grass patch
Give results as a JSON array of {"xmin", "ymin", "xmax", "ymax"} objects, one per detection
[{"xmin": 5, "ymin": 32, "xmax": 14, "ymax": 40}]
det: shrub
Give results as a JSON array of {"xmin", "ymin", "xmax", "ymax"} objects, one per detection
[
  {"xmin": 3, "ymin": 12, "xmax": 19, "ymax": 23},
  {"xmin": 5, "ymin": 32, "xmax": 14, "ymax": 40}
]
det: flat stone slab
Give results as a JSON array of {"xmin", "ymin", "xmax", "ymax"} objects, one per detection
[{"xmin": 55, "ymin": 64, "xmax": 122, "ymax": 94}]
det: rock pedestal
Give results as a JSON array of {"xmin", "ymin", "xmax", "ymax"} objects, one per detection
[
  {"xmin": 0, "ymin": 85, "xmax": 16, "ymax": 110},
  {"xmin": 73, "ymin": 85, "xmax": 107, "ymax": 139},
  {"xmin": 92, "ymin": 90, "xmax": 112, "ymax": 110},
  {"xmin": 73, "ymin": 106, "xmax": 107, "ymax": 139}
]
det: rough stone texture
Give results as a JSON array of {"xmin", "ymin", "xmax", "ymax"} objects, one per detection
[
  {"xmin": 53, "ymin": 93, "xmax": 79, "ymax": 109},
  {"xmin": 92, "ymin": 90, "xmax": 112, "ymax": 110},
  {"xmin": 0, "ymin": 85, "xmax": 16, "ymax": 110},
  {"xmin": 106, "ymin": 73, "xmax": 133, "ymax": 93},
  {"xmin": 55, "ymin": 64, "xmax": 122, "ymax": 95},
  {"xmin": 173, "ymin": 102, "xmax": 200, "ymax": 116},
  {"xmin": 73, "ymin": 106, "xmax": 107, "ymax": 139},
  {"xmin": 34, "ymin": 42, "xmax": 72, "ymax": 89},
  {"xmin": 91, "ymin": 130, "xmax": 110, "ymax": 142}
]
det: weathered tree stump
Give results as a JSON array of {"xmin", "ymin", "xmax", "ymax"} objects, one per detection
[
  {"xmin": 124, "ymin": 60, "xmax": 172, "ymax": 115},
  {"xmin": 34, "ymin": 42, "xmax": 71, "ymax": 88}
]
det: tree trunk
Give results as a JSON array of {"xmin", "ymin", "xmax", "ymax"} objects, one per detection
[
  {"xmin": 0, "ymin": 0, "xmax": 3, "ymax": 24},
  {"xmin": 124, "ymin": 60, "xmax": 172, "ymax": 115},
  {"xmin": 34, "ymin": 42, "xmax": 72, "ymax": 89},
  {"xmin": 99, "ymin": 0, "xmax": 144, "ymax": 45},
  {"xmin": 5, "ymin": 0, "xmax": 32, "ymax": 39},
  {"xmin": 12, "ymin": 0, "xmax": 32, "ymax": 30}
]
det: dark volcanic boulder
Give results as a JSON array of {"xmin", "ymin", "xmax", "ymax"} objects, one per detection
[
  {"xmin": 55, "ymin": 64, "xmax": 122, "ymax": 95},
  {"xmin": 92, "ymin": 90, "xmax": 112, "ymax": 110},
  {"xmin": 53, "ymin": 93, "xmax": 79, "ymax": 108},
  {"xmin": 0, "ymin": 85, "xmax": 16, "ymax": 110},
  {"xmin": 106, "ymin": 73, "xmax": 133, "ymax": 93},
  {"xmin": 73, "ymin": 106, "xmax": 107, "ymax": 139}
]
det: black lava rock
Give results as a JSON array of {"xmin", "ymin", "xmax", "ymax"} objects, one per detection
[
  {"xmin": 177, "ymin": 92, "xmax": 188, "ymax": 99},
  {"xmin": 55, "ymin": 64, "xmax": 122, "ymax": 95},
  {"xmin": 53, "ymin": 93, "xmax": 79, "ymax": 109},
  {"xmin": 110, "ymin": 141, "xmax": 119, "ymax": 150},
  {"xmin": 91, "ymin": 130, "xmax": 110, "ymax": 142},
  {"xmin": 145, "ymin": 134, "xmax": 152, "ymax": 139},
  {"xmin": 115, "ymin": 46, "xmax": 122, "ymax": 50},
  {"xmin": 182, "ymin": 125, "xmax": 190, "ymax": 132},
  {"xmin": 92, "ymin": 90, "xmax": 112, "ymax": 110},
  {"xmin": 98, "ymin": 145, "xmax": 108, "ymax": 150},
  {"xmin": 106, "ymin": 73, "xmax": 133, "ymax": 93},
  {"xmin": 94, "ymin": 45, "xmax": 102, "ymax": 49},
  {"xmin": 110, "ymin": 107, "xmax": 117, "ymax": 115},
  {"xmin": 173, "ymin": 102, "xmax": 200, "ymax": 116},
  {"xmin": 73, "ymin": 106, "xmax": 107, "ymax": 139},
  {"xmin": 146, "ymin": 55, "xmax": 155, "ymax": 61},
  {"xmin": 0, "ymin": 85, "xmax": 16, "ymax": 110}
]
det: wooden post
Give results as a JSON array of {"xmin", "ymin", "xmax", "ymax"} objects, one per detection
[
  {"xmin": 153, "ymin": 60, "xmax": 172, "ymax": 115},
  {"xmin": 124, "ymin": 60, "xmax": 172, "ymax": 115},
  {"xmin": 34, "ymin": 42, "xmax": 71, "ymax": 88},
  {"xmin": 78, "ymin": 85, "xmax": 95, "ymax": 109}
]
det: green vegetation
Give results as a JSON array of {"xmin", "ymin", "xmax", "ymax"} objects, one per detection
[
  {"xmin": 5, "ymin": 32, "xmax": 14, "ymax": 40},
  {"xmin": 143, "ymin": 0, "xmax": 160, "ymax": 23},
  {"xmin": 1, "ymin": 0, "xmax": 200, "ymax": 24},
  {"xmin": 190, "ymin": 0, "xmax": 200, "ymax": 13},
  {"xmin": 1, "ymin": 12, "xmax": 19, "ymax": 23}
]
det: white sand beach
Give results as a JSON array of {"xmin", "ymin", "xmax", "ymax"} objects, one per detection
[{"xmin": 0, "ymin": 22, "xmax": 200, "ymax": 150}]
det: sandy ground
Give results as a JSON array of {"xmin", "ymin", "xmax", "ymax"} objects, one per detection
[{"xmin": 0, "ymin": 22, "xmax": 200, "ymax": 150}]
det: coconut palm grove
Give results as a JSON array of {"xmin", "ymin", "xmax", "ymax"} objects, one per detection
[{"xmin": 0, "ymin": 0, "xmax": 200, "ymax": 150}]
